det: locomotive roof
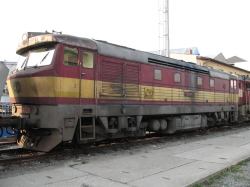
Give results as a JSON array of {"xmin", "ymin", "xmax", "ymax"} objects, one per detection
[
  {"xmin": 209, "ymin": 69, "xmax": 235, "ymax": 80},
  {"xmin": 238, "ymin": 74, "xmax": 250, "ymax": 81},
  {"xmin": 95, "ymin": 40, "xmax": 236, "ymax": 79},
  {"xmin": 17, "ymin": 32, "xmax": 236, "ymax": 80},
  {"xmin": 17, "ymin": 33, "xmax": 98, "ymax": 55}
]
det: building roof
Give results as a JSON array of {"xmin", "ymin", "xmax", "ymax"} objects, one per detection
[
  {"xmin": 213, "ymin": 53, "xmax": 228, "ymax": 64},
  {"xmin": 197, "ymin": 56, "xmax": 250, "ymax": 74},
  {"xmin": 170, "ymin": 47, "xmax": 200, "ymax": 55},
  {"xmin": 203, "ymin": 53, "xmax": 228, "ymax": 64},
  {"xmin": 227, "ymin": 56, "xmax": 247, "ymax": 64}
]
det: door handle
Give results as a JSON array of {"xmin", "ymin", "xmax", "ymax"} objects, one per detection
[{"xmin": 81, "ymin": 73, "xmax": 86, "ymax": 75}]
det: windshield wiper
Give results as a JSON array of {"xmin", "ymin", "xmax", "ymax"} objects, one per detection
[
  {"xmin": 34, "ymin": 52, "xmax": 50, "ymax": 68},
  {"xmin": 22, "ymin": 58, "xmax": 28, "ymax": 70}
]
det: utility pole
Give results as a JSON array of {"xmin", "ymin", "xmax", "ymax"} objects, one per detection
[{"xmin": 158, "ymin": 0, "xmax": 169, "ymax": 57}]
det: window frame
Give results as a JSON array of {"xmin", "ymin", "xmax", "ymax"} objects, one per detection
[
  {"xmin": 210, "ymin": 79, "xmax": 214, "ymax": 88},
  {"xmin": 197, "ymin": 76, "xmax": 203, "ymax": 86},
  {"xmin": 82, "ymin": 51, "xmax": 94, "ymax": 69},
  {"xmin": 154, "ymin": 69, "xmax": 162, "ymax": 80},
  {"xmin": 174, "ymin": 72, "xmax": 181, "ymax": 83},
  {"xmin": 63, "ymin": 46, "xmax": 79, "ymax": 67},
  {"xmin": 230, "ymin": 80, "xmax": 234, "ymax": 89},
  {"xmin": 234, "ymin": 80, "xmax": 237, "ymax": 89}
]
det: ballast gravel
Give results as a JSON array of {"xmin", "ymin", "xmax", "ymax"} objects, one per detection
[{"xmin": 200, "ymin": 158, "xmax": 250, "ymax": 187}]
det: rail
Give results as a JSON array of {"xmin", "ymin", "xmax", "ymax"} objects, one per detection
[{"xmin": 1, "ymin": 123, "xmax": 249, "ymax": 165}]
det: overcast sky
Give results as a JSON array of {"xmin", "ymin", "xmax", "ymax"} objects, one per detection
[{"xmin": 1, "ymin": 0, "xmax": 250, "ymax": 62}]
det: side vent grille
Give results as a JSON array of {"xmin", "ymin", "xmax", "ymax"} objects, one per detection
[
  {"xmin": 100, "ymin": 61, "xmax": 140, "ymax": 98},
  {"xmin": 101, "ymin": 61, "xmax": 123, "ymax": 95}
]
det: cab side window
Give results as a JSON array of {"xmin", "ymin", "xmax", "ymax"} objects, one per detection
[
  {"xmin": 154, "ymin": 69, "xmax": 162, "ymax": 80},
  {"xmin": 197, "ymin": 77, "xmax": 202, "ymax": 86},
  {"xmin": 64, "ymin": 47, "xmax": 78, "ymax": 66},
  {"xmin": 82, "ymin": 52, "xmax": 94, "ymax": 68},
  {"xmin": 210, "ymin": 79, "xmax": 214, "ymax": 87},
  {"xmin": 174, "ymin": 73, "xmax": 180, "ymax": 83}
]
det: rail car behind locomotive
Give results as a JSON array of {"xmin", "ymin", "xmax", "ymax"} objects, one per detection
[
  {"xmin": 237, "ymin": 75, "xmax": 250, "ymax": 121},
  {"xmin": 0, "ymin": 32, "xmax": 249, "ymax": 152}
]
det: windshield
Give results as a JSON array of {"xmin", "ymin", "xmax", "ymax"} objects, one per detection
[{"xmin": 16, "ymin": 45, "xmax": 55, "ymax": 70}]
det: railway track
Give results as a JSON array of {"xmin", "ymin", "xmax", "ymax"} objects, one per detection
[{"xmin": 0, "ymin": 123, "xmax": 249, "ymax": 166}]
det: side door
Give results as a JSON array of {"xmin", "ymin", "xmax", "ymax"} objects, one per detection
[
  {"xmin": 229, "ymin": 79, "xmax": 237, "ymax": 105},
  {"xmin": 79, "ymin": 50, "xmax": 96, "ymax": 105}
]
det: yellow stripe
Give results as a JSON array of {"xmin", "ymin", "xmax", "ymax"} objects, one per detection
[
  {"xmin": 8, "ymin": 77, "xmax": 80, "ymax": 98},
  {"xmin": 7, "ymin": 77, "xmax": 238, "ymax": 103}
]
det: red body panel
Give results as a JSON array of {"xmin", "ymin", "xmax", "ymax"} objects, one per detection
[{"xmin": 9, "ymin": 43, "xmax": 239, "ymax": 107}]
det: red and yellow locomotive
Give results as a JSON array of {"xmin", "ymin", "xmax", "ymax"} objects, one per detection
[{"xmin": 0, "ymin": 32, "xmax": 249, "ymax": 152}]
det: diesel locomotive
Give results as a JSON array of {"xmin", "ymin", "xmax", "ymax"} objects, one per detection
[{"xmin": 0, "ymin": 32, "xmax": 250, "ymax": 152}]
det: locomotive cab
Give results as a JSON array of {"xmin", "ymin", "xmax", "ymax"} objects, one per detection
[{"xmin": 7, "ymin": 33, "xmax": 98, "ymax": 151}]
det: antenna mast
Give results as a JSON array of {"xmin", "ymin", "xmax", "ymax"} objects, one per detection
[{"xmin": 158, "ymin": 0, "xmax": 169, "ymax": 57}]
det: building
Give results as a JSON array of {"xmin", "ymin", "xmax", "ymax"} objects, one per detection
[
  {"xmin": 227, "ymin": 56, "xmax": 247, "ymax": 65},
  {"xmin": 0, "ymin": 61, "xmax": 17, "ymax": 103},
  {"xmin": 1, "ymin": 61, "xmax": 17, "ymax": 76},
  {"xmin": 169, "ymin": 48, "xmax": 250, "ymax": 77}
]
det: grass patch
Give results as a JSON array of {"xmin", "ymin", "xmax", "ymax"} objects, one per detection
[
  {"xmin": 238, "ymin": 158, "xmax": 250, "ymax": 166},
  {"xmin": 192, "ymin": 164, "xmax": 244, "ymax": 186},
  {"xmin": 154, "ymin": 147, "xmax": 165, "ymax": 150},
  {"xmin": 69, "ymin": 160, "xmax": 88, "ymax": 167},
  {"xmin": 191, "ymin": 183, "xmax": 203, "ymax": 187},
  {"xmin": 205, "ymin": 172, "xmax": 226, "ymax": 185},
  {"xmin": 203, "ymin": 165, "xmax": 243, "ymax": 185},
  {"xmin": 82, "ymin": 161, "xmax": 88, "ymax": 164},
  {"xmin": 69, "ymin": 164, "xmax": 79, "ymax": 167},
  {"xmin": 228, "ymin": 165, "xmax": 243, "ymax": 173}
]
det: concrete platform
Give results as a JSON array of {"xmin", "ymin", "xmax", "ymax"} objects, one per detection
[{"xmin": 1, "ymin": 128, "xmax": 250, "ymax": 187}]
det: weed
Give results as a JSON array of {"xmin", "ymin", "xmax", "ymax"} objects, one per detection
[
  {"xmin": 154, "ymin": 147, "xmax": 165, "ymax": 150},
  {"xmin": 191, "ymin": 183, "xmax": 203, "ymax": 187},
  {"xmin": 238, "ymin": 158, "xmax": 250, "ymax": 166},
  {"xmin": 227, "ymin": 165, "xmax": 243, "ymax": 173},
  {"xmin": 205, "ymin": 178, "xmax": 215, "ymax": 185},
  {"xmin": 196, "ymin": 164, "xmax": 244, "ymax": 186},
  {"xmin": 69, "ymin": 160, "xmax": 88, "ymax": 167},
  {"xmin": 192, "ymin": 158, "xmax": 249, "ymax": 186},
  {"xmin": 69, "ymin": 164, "xmax": 79, "ymax": 167}
]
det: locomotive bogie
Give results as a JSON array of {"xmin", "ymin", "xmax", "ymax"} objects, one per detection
[
  {"xmin": 148, "ymin": 119, "xmax": 160, "ymax": 132},
  {"xmin": 159, "ymin": 119, "xmax": 168, "ymax": 131},
  {"xmin": 239, "ymin": 105, "xmax": 250, "ymax": 117}
]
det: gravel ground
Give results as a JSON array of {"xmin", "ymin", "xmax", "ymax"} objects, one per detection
[
  {"xmin": 196, "ymin": 158, "xmax": 250, "ymax": 187},
  {"xmin": 1, "ymin": 125, "xmax": 250, "ymax": 186}
]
